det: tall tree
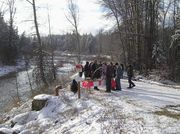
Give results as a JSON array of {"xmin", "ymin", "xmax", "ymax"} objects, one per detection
[
  {"xmin": 66, "ymin": 0, "xmax": 81, "ymax": 63},
  {"xmin": 0, "ymin": 12, "xmax": 8, "ymax": 64},
  {"xmin": 100, "ymin": 0, "xmax": 127, "ymax": 65},
  {"xmin": 7, "ymin": 0, "xmax": 18, "ymax": 65},
  {"xmin": 170, "ymin": 1, "xmax": 180, "ymax": 82},
  {"xmin": 25, "ymin": 0, "xmax": 55, "ymax": 86},
  {"xmin": 47, "ymin": 5, "xmax": 56, "ymax": 80}
]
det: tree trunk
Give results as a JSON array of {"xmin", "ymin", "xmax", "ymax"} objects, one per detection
[
  {"xmin": 47, "ymin": 7, "xmax": 56, "ymax": 80},
  {"xmin": 32, "ymin": 0, "xmax": 47, "ymax": 85}
]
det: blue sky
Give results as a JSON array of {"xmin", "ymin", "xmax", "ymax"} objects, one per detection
[{"xmin": 3, "ymin": 0, "xmax": 114, "ymax": 35}]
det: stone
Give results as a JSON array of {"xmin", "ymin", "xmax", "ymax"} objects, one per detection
[
  {"xmin": 32, "ymin": 94, "xmax": 50, "ymax": 111},
  {"xmin": 32, "ymin": 99, "xmax": 47, "ymax": 111},
  {"xmin": 11, "ymin": 120, "xmax": 16, "ymax": 128}
]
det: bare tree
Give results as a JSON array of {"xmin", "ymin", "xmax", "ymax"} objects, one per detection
[
  {"xmin": 160, "ymin": 0, "xmax": 172, "ymax": 45},
  {"xmin": 100, "ymin": 0, "xmax": 127, "ymax": 65},
  {"xmin": 97, "ymin": 29, "xmax": 104, "ymax": 58},
  {"xmin": 170, "ymin": 1, "xmax": 180, "ymax": 82},
  {"xmin": 66, "ymin": 0, "xmax": 81, "ymax": 63},
  {"xmin": 0, "ymin": 1, "xmax": 7, "ymax": 16},
  {"xmin": 25, "ymin": 0, "xmax": 49, "ymax": 86},
  {"xmin": 7, "ymin": 0, "xmax": 16, "ymax": 44},
  {"xmin": 47, "ymin": 5, "xmax": 56, "ymax": 80}
]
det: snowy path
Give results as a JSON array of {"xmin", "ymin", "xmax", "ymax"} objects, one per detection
[
  {"xmin": 119, "ymin": 79, "xmax": 180, "ymax": 107},
  {"xmin": 1, "ymin": 78, "xmax": 180, "ymax": 134},
  {"xmin": 47, "ymin": 79, "xmax": 180, "ymax": 134}
]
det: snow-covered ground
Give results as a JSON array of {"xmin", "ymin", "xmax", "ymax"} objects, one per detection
[
  {"xmin": 135, "ymin": 74, "xmax": 180, "ymax": 89},
  {"xmin": 0, "ymin": 77, "xmax": 180, "ymax": 134}
]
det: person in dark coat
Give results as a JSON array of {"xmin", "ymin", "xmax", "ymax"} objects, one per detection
[
  {"xmin": 84, "ymin": 61, "xmax": 90, "ymax": 79},
  {"xmin": 71, "ymin": 79, "xmax": 78, "ymax": 94},
  {"xmin": 120, "ymin": 63, "xmax": 124, "ymax": 78},
  {"xmin": 101, "ymin": 62, "xmax": 107, "ymax": 80},
  {"xmin": 91, "ymin": 60, "xmax": 100, "ymax": 90},
  {"xmin": 115, "ymin": 63, "xmax": 123, "ymax": 91},
  {"xmin": 91, "ymin": 60, "xmax": 97, "ymax": 76},
  {"xmin": 95, "ymin": 61, "xmax": 102, "ymax": 79},
  {"xmin": 127, "ymin": 64, "xmax": 135, "ymax": 88},
  {"xmin": 106, "ymin": 63, "xmax": 114, "ymax": 92},
  {"xmin": 89, "ymin": 62, "xmax": 93, "ymax": 78},
  {"xmin": 110, "ymin": 62, "xmax": 116, "ymax": 78}
]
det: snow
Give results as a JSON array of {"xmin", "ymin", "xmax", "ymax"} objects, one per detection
[
  {"xmin": 70, "ymin": 73, "xmax": 84, "ymax": 82},
  {"xmin": 33, "ymin": 94, "xmax": 52, "ymax": 100},
  {"xmin": 136, "ymin": 75, "xmax": 180, "ymax": 89},
  {"xmin": 57, "ymin": 63, "xmax": 75, "ymax": 74},
  {"xmin": 0, "ymin": 127, "xmax": 13, "ymax": 134},
  {"xmin": 0, "ymin": 75, "xmax": 180, "ymax": 133}
]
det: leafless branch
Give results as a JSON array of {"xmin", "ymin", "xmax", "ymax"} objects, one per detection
[
  {"xmin": 65, "ymin": 13, "xmax": 76, "ymax": 28},
  {"xmin": 25, "ymin": 0, "xmax": 33, "ymax": 5}
]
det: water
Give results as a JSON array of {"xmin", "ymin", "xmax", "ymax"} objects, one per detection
[
  {"xmin": 0, "ymin": 54, "xmax": 77, "ymax": 114},
  {"xmin": 0, "ymin": 69, "xmax": 34, "ymax": 113},
  {"xmin": 0, "ymin": 65, "xmax": 75, "ymax": 114}
]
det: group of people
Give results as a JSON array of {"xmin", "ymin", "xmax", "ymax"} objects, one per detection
[{"xmin": 81, "ymin": 60, "xmax": 135, "ymax": 93}]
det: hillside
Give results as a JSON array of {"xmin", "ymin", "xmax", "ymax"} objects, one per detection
[{"xmin": 0, "ymin": 77, "xmax": 180, "ymax": 134}]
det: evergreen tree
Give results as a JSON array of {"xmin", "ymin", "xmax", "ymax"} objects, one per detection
[{"xmin": 0, "ymin": 12, "xmax": 20, "ymax": 65}]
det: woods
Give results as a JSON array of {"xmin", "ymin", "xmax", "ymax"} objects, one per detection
[
  {"xmin": 0, "ymin": 0, "xmax": 180, "ymax": 83},
  {"xmin": 0, "ymin": 1, "xmax": 18, "ymax": 65},
  {"xmin": 98, "ymin": 0, "xmax": 180, "ymax": 81}
]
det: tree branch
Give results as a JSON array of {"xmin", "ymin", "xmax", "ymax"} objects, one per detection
[
  {"xmin": 65, "ymin": 13, "xmax": 76, "ymax": 28},
  {"xmin": 25, "ymin": 0, "xmax": 33, "ymax": 5}
]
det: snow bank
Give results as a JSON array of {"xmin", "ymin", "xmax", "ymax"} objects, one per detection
[
  {"xmin": 0, "ymin": 89, "xmax": 102, "ymax": 133},
  {"xmin": 0, "ymin": 127, "xmax": 13, "ymax": 134}
]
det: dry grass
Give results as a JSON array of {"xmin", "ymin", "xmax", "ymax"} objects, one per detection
[
  {"xmin": 3, "ymin": 96, "xmax": 21, "ymax": 113},
  {"xmin": 0, "ymin": 116, "xmax": 6, "ymax": 124},
  {"xmin": 30, "ymin": 86, "xmax": 50, "ymax": 99},
  {"xmin": 30, "ymin": 79, "xmax": 62, "ymax": 98},
  {"xmin": 0, "ymin": 96, "xmax": 22, "ymax": 124},
  {"xmin": 155, "ymin": 108, "xmax": 180, "ymax": 120}
]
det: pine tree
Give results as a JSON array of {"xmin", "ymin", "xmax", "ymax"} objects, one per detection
[{"xmin": 0, "ymin": 12, "xmax": 18, "ymax": 65}]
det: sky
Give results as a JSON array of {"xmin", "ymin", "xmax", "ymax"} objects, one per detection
[{"xmin": 3, "ymin": 0, "xmax": 114, "ymax": 36}]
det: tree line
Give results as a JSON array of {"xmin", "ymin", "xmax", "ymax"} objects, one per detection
[
  {"xmin": 97, "ymin": 0, "xmax": 180, "ymax": 82},
  {"xmin": 0, "ymin": 0, "xmax": 179, "ymax": 83}
]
